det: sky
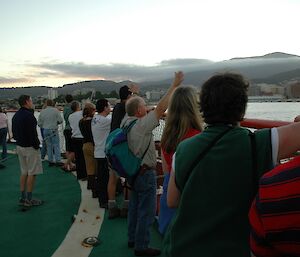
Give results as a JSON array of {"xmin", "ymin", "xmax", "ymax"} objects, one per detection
[{"xmin": 1, "ymin": 0, "xmax": 299, "ymax": 88}]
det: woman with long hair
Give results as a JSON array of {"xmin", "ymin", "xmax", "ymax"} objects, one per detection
[{"xmin": 158, "ymin": 86, "xmax": 203, "ymax": 235}]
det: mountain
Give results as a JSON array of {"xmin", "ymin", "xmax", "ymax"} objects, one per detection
[
  {"xmin": 230, "ymin": 52, "xmax": 300, "ymax": 61},
  {"xmin": 142, "ymin": 52, "xmax": 300, "ymax": 88},
  {"xmin": 1, "ymin": 52, "xmax": 300, "ymax": 99},
  {"xmin": 252, "ymin": 68, "xmax": 300, "ymax": 84}
]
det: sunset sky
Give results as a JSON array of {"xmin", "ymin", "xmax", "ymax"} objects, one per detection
[{"xmin": 1, "ymin": 0, "xmax": 299, "ymax": 87}]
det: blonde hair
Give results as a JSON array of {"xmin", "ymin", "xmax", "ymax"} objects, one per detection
[{"xmin": 161, "ymin": 86, "xmax": 203, "ymax": 153}]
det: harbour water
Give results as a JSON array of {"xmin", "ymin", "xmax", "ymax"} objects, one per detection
[{"xmin": 5, "ymin": 102, "xmax": 300, "ymax": 149}]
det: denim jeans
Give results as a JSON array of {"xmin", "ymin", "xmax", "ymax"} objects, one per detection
[
  {"xmin": 158, "ymin": 173, "xmax": 176, "ymax": 235},
  {"xmin": 128, "ymin": 169, "xmax": 157, "ymax": 250},
  {"xmin": 0, "ymin": 127, "xmax": 7, "ymax": 159},
  {"xmin": 43, "ymin": 129, "xmax": 61, "ymax": 163}
]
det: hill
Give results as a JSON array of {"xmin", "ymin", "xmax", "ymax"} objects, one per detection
[{"xmin": 1, "ymin": 52, "xmax": 300, "ymax": 99}]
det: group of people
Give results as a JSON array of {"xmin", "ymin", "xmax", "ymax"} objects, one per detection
[{"xmin": 10, "ymin": 70, "xmax": 300, "ymax": 257}]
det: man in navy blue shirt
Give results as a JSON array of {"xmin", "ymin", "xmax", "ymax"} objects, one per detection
[{"xmin": 12, "ymin": 95, "xmax": 43, "ymax": 207}]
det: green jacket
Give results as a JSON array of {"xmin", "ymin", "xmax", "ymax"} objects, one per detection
[
  {"xmin": 163, "ymin": 125, "xmax": 273, "ymax": 257},
  {"xmin": 63, "ymin": 103, "xmax": 72, "ymax": 130}
]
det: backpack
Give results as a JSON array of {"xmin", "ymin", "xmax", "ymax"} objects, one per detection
[{"xmin": 105, "ymin": 119, "xmax": 151, "ymax": 178}]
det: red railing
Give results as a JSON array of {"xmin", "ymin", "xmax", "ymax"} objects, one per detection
[{"xmin": 241, "ymin": 118, "xmax": 291, "ymax": 129}]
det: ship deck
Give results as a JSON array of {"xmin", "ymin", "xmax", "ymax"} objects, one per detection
[{"xmin": 0, "ymin": 144, "xmax": 163, "ymax": 257}]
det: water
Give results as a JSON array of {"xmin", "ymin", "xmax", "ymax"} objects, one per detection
[
  {"xmin": 245, "ymin": 102, "xmax": 300, "ymax": 121},
  {"xmin": 6, "ymin": 102, "xmax": 300, "ymax": 149}
]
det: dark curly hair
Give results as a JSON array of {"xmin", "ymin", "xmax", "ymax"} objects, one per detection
[{"xmin": 200, "ymin": 73, "xmax": 249, "ymax": 125}]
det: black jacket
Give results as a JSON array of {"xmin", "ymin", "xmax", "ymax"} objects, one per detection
[{"xmin": 12, "ymin": 107, "xmax": 40, "ymax": 149}]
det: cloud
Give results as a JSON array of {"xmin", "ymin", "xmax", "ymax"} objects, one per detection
[
  {"xmin": 0, "ymin": 77, "xmax": 33, "ymax": 84},
  {"xmin": 18, "ymin": 53, "xmax": 300, "ymax": 85},
  {"xmin": 28, "ymin": 58, "xmax": 216, "ymax": 82}
]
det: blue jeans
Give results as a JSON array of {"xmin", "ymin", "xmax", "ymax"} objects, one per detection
[
  {"xmin": 158, "ymin": 173, "xmax": 176, "ymax": 235},
  {"xmin": 43, "ymin": 129, "xmax": 61, "ymax": 163},
  {"xmin": 40, "ymin": 128, "xmax": 47, "ymax": 159},
  {"xmin": 128, "ymin": 169, "xmax": 157, "ymax": 250},
  {"xmin": 0, "ymin": 127, "xmax": 7, "ymax": 159}
]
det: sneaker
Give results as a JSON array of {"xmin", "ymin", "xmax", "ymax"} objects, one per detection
[
  {"xmin": 120, "ymin": 207, "xmax": 128, "ymax": 218},
  {"xmin": 18, "ymin": 198, "xmax": 26, "ymax": 206},
  {"xmin": 108, "ymin": 207, "xmax": 120, "ymax": 219},
  {"xmin": 48, "ymin": 162, "xmax": 55, "ymax": 167},
  {"xmin": 135, "ymin": 248, "xmax": 161, "ymax": 256},
  {"xmin": 24, "ymin": 198, "xmax": 44, "ymax": 207}
]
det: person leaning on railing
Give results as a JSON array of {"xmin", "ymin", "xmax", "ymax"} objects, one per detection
[{"xmin": 163, "ymin": 72, "xmax": 300, "ymax": 257}]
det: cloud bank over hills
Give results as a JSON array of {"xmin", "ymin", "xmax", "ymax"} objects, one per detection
[
  {"xmin": 26, "ymin": 52, "xmax": 300, "ymax": 83},
  {"xmin": 1, "ymin": 52, "xmax": 300, "ymax": 99}
]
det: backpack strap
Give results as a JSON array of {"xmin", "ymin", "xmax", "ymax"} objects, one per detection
[
  {"xmin": 177, "ymin": 126, "xmax": 233, "ymax": 192},
  {"xmin": 122, "ymin": 119, "xmax": 138, "ymax": 133},
  {"xmin": 123, "ymin": 118, "xmax": 152, "ymax": 160},
  {"xmin": 248, "ymin": 130, "xmax": 258, "ymax": 194}
]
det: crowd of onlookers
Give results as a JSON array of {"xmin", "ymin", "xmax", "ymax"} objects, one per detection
[{"xmin": 5, "ymin": 70, "xmax": 300, "ymax": 257}]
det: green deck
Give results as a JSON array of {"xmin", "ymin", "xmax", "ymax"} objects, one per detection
[{"xmin": 0, "ymin": 145, "xmax": 163, "ymax": 257}]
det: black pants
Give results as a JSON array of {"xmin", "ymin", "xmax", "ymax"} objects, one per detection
[
  {"xmin": 72, "ymin": 138, "xmax": 87, "ymax": 180},
  {"xmin": 95, "ymin": 158, "xmax": 109, "ymax": 205}
]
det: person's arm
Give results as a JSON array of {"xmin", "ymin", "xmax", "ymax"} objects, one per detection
[
  {"xmin": 154, "ymin": 71, "xmax": 184, "ymax": 120},
  {"xmin": 161, "ymin": 150, "xmax": 168, "ymax": 172},
  {"xmin": 167, "ymin": 171, "xmax": 181, "ymax": 208},
  {"xmin": 129, "ymin": 83, "xmax": 140, "ymax": 95},
  {"xmin": 37, "ymin": 112, "xmax": 43, "ymax": 127},
  {"xmin": 57, "ymin": 109, "xmax": 63, "ymax": 124},
  {"xmin": 277, "ymin": 122, "xmax": 300, "ymax": 160},
  {"xmin": 167, "ymin": 154, "xmax": 181, "ymax": 208}
]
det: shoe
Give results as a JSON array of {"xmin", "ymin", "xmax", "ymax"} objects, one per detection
[
  {"xmin": 128, "ymin": 241, "xmax": 135, "ymax": 248},
  {"xmin": 18, "ymin": 198, "xmax": 26, "ymax": 206},
  {"xmin": 135, "ymin": 248, "xmax": 161, "ymax": 256},
  {"xmin": 61, "ymin": 166, "xmax": 70, "ymax": 172},
  {"xmin": 24, "ymin": 198, "xmax": 44, "ymax": 207},
  {"xmin": 48, "ymin": 162, "xmax": 55, "ymax": 167},
  {"xmin": 108, "ymin": 207, "xmax": 120, "ymax": 219},
  {"xmin": 55, "ymin": 162, "xmax": 64, "ymax": 167},
  {"xmin": 120, "ymin": 207, "xmax": 128, "ymax": 218},
  {"xmin": 100, "ymin": 202, "xmax": 108, "ymax": 209}
]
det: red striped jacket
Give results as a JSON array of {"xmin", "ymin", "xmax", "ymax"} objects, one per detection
[{"xmin": 249, "ymin": 155, "xmax": 300, "ymax": 257}]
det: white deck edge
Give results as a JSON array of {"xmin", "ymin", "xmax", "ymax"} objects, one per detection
[{"xmin": 51, "ymin": 172, "xmax": 105, "ymax": 257}]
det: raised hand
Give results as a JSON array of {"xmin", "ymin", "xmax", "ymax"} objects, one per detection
[
  {"xmin": 172, "ymin": 71, "xmax": 184, "ymax": 87},
  {"xmin": 129, "ymin": 83, "xmax": 140, "ymax": 94}
]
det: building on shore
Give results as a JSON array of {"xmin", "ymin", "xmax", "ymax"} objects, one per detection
[{"xmin": 48, "ymin": 88, "xmax": 58, "ymax": 100}]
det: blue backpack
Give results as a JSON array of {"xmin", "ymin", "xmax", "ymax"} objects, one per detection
[{"xmin": 105, "ymin": 119, "xmax": 151, "ymax": 178}]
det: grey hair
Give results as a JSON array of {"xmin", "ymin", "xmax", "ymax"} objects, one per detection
[{"xmin": 126, "ymin": 96, "xmax": 144, "ymax": 116}]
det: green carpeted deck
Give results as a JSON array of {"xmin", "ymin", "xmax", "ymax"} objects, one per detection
[
  {"xmin": 0, "ymin": 145, "xmax": 163, "ymax": 257},
  {"xmin": 89, "ymin": 211, "xmax": 163, "ymax": 257},
  {"xmin": 0, "ymin": 150, "xmax": 81, "ymax": 257}
]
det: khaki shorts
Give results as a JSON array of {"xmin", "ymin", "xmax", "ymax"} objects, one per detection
[
  {"xmin": 82, "ymin": 142, "xmax": 96, "ymax": 175},
  {"xmin": 16, "ymin": 146, "xmax": 43, "ymax": 176}
]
